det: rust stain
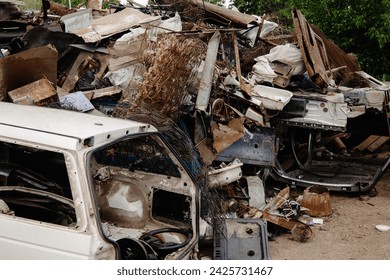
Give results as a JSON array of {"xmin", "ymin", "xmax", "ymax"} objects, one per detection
[{"xmin": 292, "ymin": 9, "xmax": 332, "ymax": 91}]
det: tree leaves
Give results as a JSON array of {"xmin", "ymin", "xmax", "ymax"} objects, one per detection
[{"xmin": 228, "ymin": 0, "xmax": 390, "ymax": 78}]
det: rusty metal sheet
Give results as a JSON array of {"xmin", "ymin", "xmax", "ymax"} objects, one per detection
[
  {"xmin": 212, "ymin": 118, "xmax": 245, "ymax": 154},
  {"xmin": 189, "ymin": 0, "xmax": 256, "ymax": 28},
  {"xmin": 0, "ymin": 44, "xmax": 57, "ymax": 101},
  {"xmin": 194, "ymin": 117, "xmax": 245, "ymax": 166},
  {"xmin": 310, "ymin": 24, "xmax": 361, "ymax": 73},
  {"xmin": 71, "ymin": 8, "xmax": 160, "ymax": 43},
  {"xmin": 292, "ymin": 9, "xmax": 332, "ymax": 90},
  {"xmin": 355, "ymin": 135, "xmax": 382, "ymax": 151},
  {"xmin": 300, "ymin": 186, "xmax": 332, "ymax": 217}
]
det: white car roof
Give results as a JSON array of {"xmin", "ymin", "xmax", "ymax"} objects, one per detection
[{"xmin": 0, "ymin": 102, "xmax": 157, "ymax": 151}]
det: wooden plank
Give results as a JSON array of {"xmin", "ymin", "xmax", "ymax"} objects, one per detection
[
  {"xmin": 232, "ymin": 31, "xmax": 252, "ymax": 97},
  {"xmin": 81, "ymin": 86, "xmax": 122, "ymax": 100},
  {"xmin": 367, "ymin": 136, "xmax": 390, "ymax": 152},
  {"xmin": 108, "ymin": 55, "xmax": 139, "ymax": 72},
  {"xmin": 8, "ymin": 78, "xmax": 58, "ymax": 106},
  {"xmin": 354, "ymin": 135, "xmax": 381, "ymax": 151}
]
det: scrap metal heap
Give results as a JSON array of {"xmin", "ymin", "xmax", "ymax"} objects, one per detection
[{"xmin": 1, "ymin": 0, "xmax": 390, "ymax": 257}]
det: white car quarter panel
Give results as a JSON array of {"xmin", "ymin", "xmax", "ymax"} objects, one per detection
[{"xmin": 0, "ymin": 216, "xmax": 95, "ymax": 259}]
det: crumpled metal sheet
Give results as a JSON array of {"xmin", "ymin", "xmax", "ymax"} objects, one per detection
[
  {"xmin": 71, "ymin": 8, "xmax": 160, "ymax": 43},
  {"xmin": 212, "ymin": 117, "xmax": 245, "ymax": 154}
]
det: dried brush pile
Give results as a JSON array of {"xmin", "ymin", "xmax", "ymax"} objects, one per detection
[{"xmin": 134, "ymin": 34, "xmax": 207, "ymax": 120}]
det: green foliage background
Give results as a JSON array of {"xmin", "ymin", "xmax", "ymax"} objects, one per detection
[
  {"xmin": 20, "ymin": 0, "xmax": 390, "ymax": 79},
  {"xmin": 231, "ymin": 0, "xmax": 390, "ymax": 80}
]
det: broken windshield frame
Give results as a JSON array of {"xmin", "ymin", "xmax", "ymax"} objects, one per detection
[{"xmin": 92, "ymin": 134, "xmax": 181, "ymax": 178}]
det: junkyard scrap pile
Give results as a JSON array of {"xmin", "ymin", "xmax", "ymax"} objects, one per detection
[{"xmin": 1, "ymin": 0, "xmax": 390, "ymax": 259}]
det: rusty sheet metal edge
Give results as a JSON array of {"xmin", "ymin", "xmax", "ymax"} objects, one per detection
[
  {"xmin": 292, "ymin": 9, "xmax": 332, "ymax": 90},
  {"xmin": 71, "ymin": 8, "xmax": 160, "ymax": 43},
  {"xmin": 189, "ymin": 0, "xmax": 257, "ymax": 28},
  {"xmin": 211, "ymin": 117, "xmax": 245, "ymax": 154}
]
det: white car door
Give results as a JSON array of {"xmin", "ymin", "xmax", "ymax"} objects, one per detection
[
  {"xmin": 0, "ymin": 141, "xmax": 112, "ymax": 259},
  {"xmin": 0, "ymin": 214, "xmax": 95, "ymax": 259}
]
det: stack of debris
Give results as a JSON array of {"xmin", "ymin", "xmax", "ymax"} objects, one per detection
[{"xmin": 1, "ymin": 0, "xmax": 389, "ymax": 247}]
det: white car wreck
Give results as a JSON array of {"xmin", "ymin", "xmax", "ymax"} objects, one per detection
[{"xmin": 0, "ymin": 102, "xmax": 199, "ymax": 260}]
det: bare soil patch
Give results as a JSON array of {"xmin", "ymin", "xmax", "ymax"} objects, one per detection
[{"xmin": 269, "ymin": 168, "xmax": 390, "ymax": 260}]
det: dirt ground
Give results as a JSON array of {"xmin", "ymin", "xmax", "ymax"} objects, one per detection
[{"xmin": 269, "ymin": 162, "xmax": 390, "ymax": 260}]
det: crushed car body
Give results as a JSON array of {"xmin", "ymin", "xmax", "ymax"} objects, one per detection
[{"xmin": 0, "ymin": 102, "xmax": 199, "ymax": 259}]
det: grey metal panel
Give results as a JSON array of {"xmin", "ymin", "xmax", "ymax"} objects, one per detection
[
  {"xmin": 214, "ymin": 218, "xmax": 270, "ymax": 260},
  {"xmin": 216, "ymin": 127, "xmax": 277, "ymax": 166}
]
